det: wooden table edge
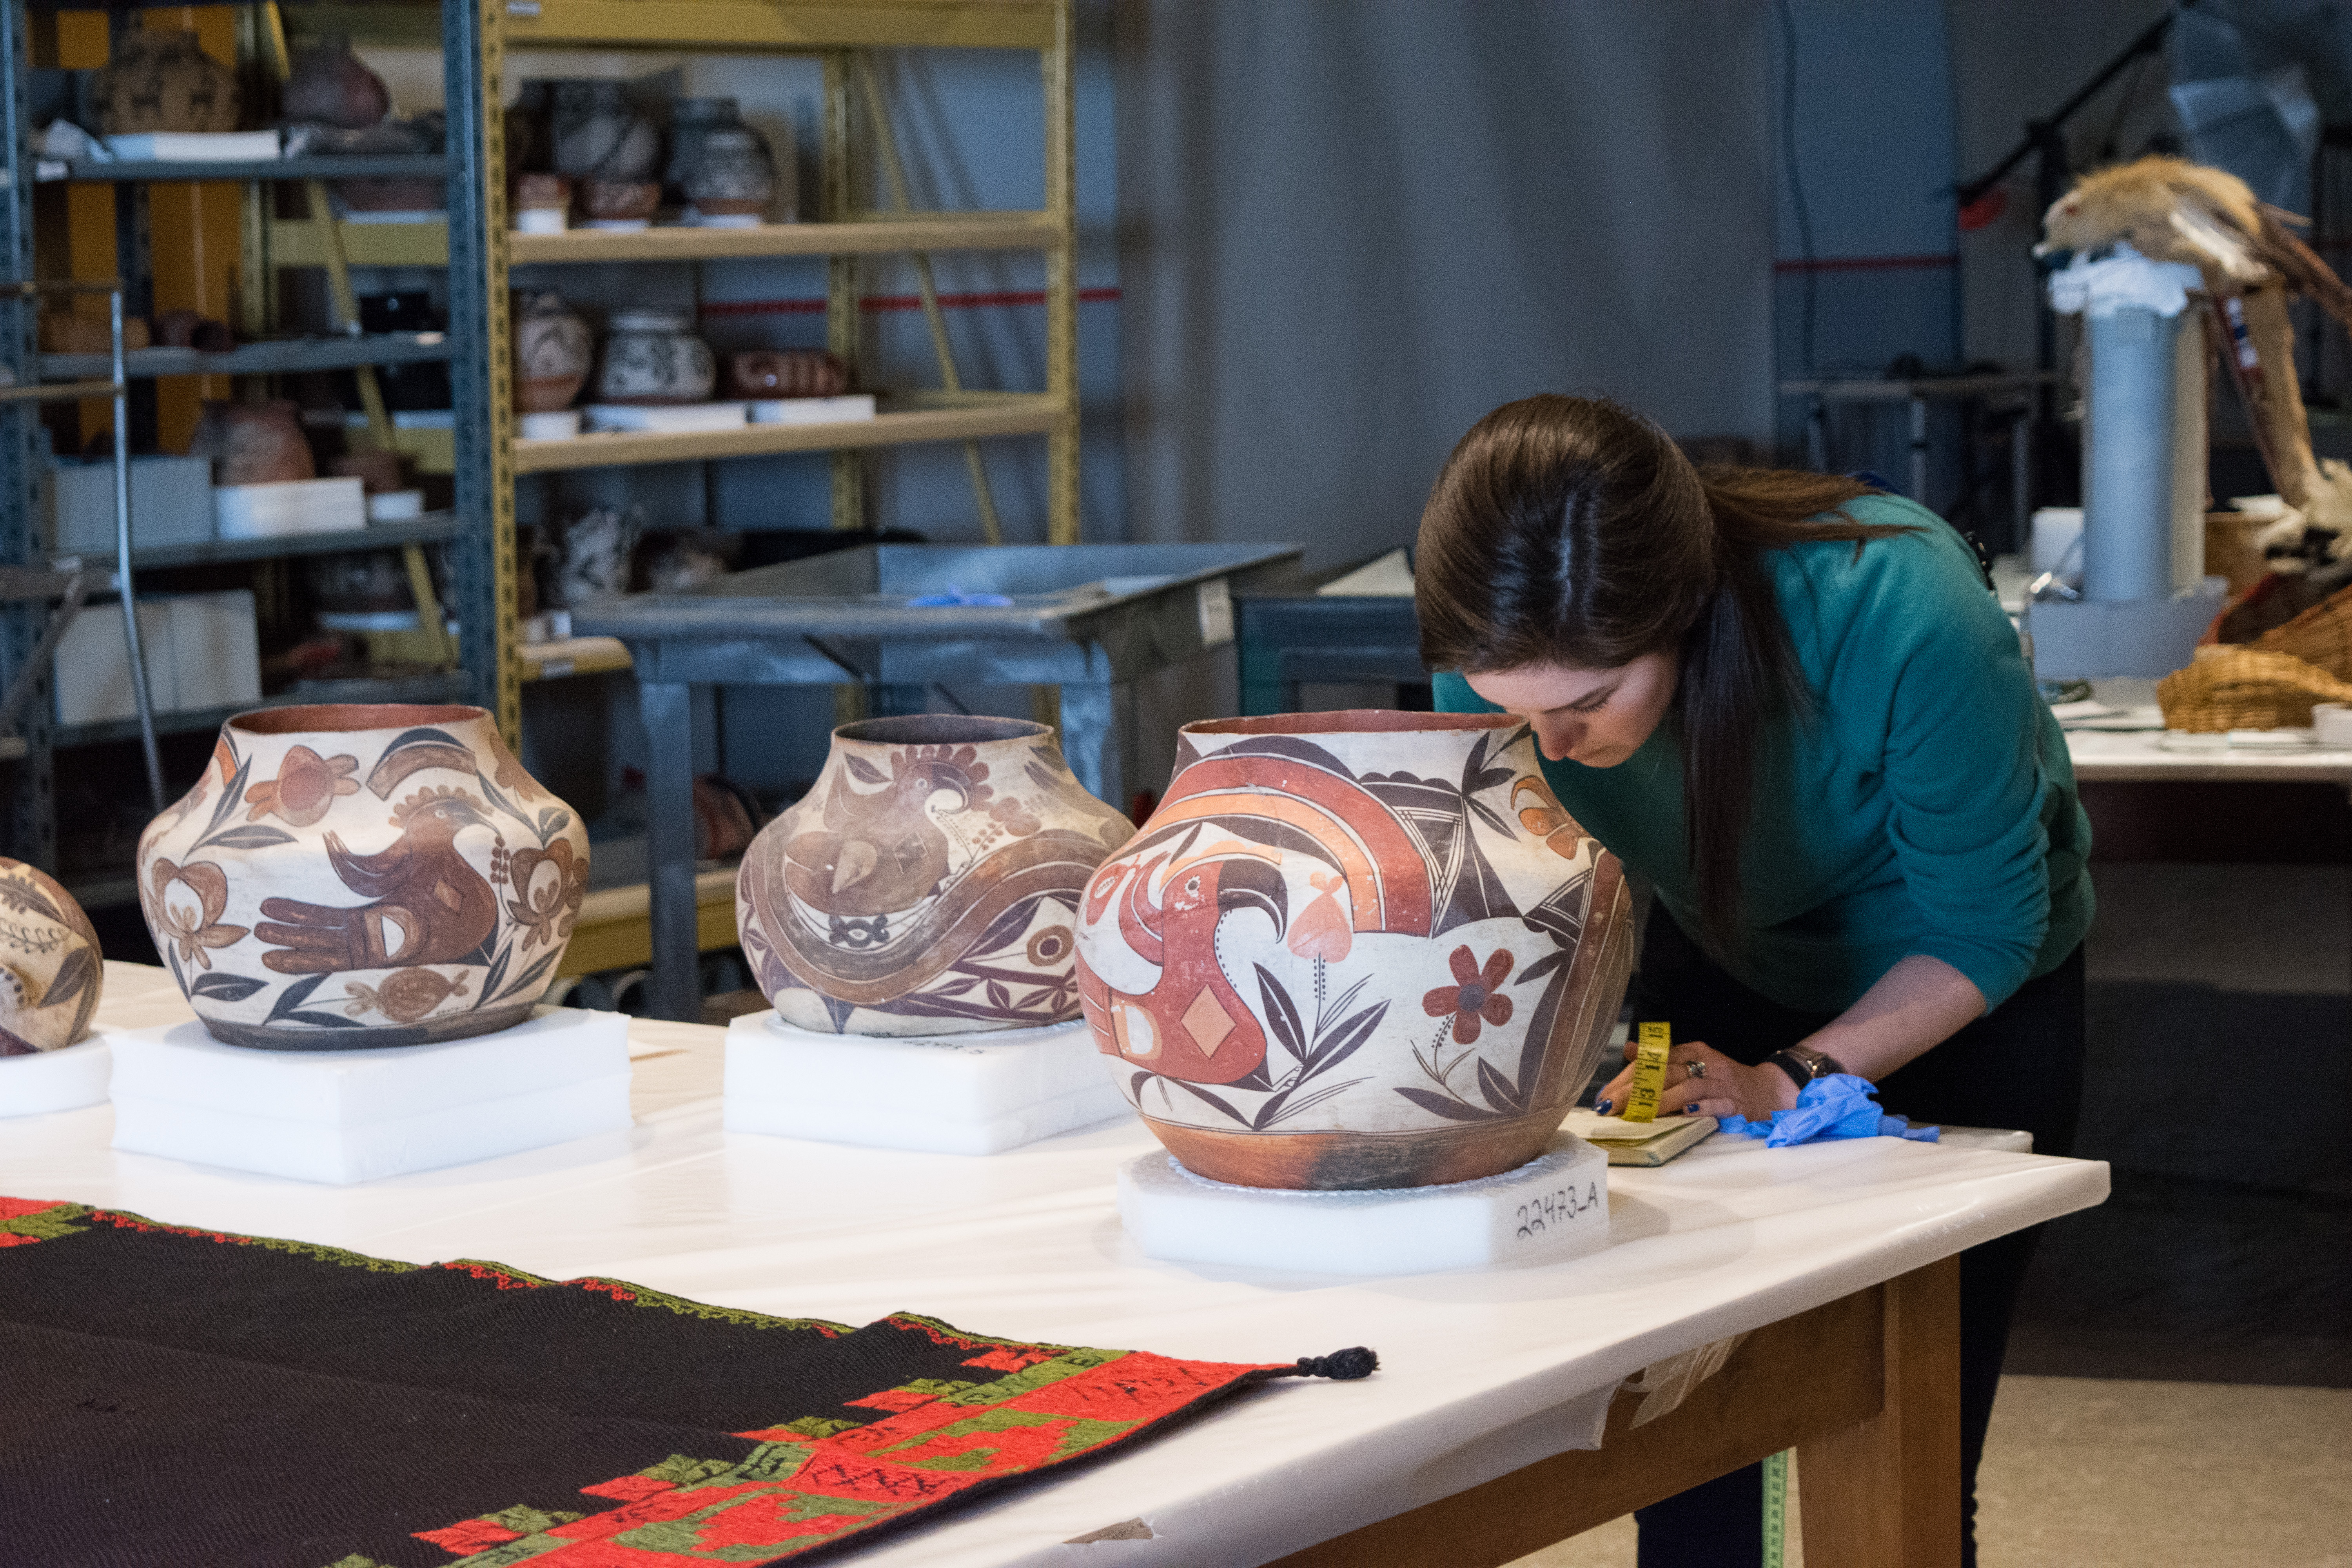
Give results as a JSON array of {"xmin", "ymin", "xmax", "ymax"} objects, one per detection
[{"xmin": 1265, "ymin": 1254, "xmax": 1962, "ymax": 1568}]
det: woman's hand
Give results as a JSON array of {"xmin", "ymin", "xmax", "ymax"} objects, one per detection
[{"xmin": 1594, "ymin": 1038, "xmax": 1800, "ymax": 1124}]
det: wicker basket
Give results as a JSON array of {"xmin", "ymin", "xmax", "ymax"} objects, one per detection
[
  {"xmin": 2157, "ymin": 646, "xmax": 2352, "ymax": 732},
  {"xmin": 2250, "ymin": 581, "xmax": 2352, "ymax": 680}
]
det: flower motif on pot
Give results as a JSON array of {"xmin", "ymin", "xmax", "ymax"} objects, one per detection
[
  {"xmin": 0, "ymin": 860, "xmax": 105, "ymax": 1056},
  {"xmin": 504, "ymin": 840, "xmax": 586, "ymax": 951},
  {"xmin": 136, "ymin": 704, "xmax": 591, "ymax": 1051},
  {"xmin": 147, "ymin": 860, "xmax": 247, "ymax": 971},
  {"xmin": 1422, "ymin": 946, "xmax": 1515, "ymax": 1045},
  {"xmin": 243, "ymin": 746, "xmax": 359, "ymax": 828},
  {"xmin": 1073, "ymin": 712, "xmax": 1636, "ymax": 1191},
  {"xmin": 737, "ymin": 716, "xmax": 1136, "ymax": 1036}
]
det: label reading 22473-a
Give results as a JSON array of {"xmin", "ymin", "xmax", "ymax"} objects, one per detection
[{"xmin": 1513, "ymin": 1180, "xmax": 1602, "ymax": 1243}]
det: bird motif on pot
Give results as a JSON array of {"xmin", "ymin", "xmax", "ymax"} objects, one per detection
[
  {"xmin": 1083, "ymin": 849, "xmax": 1288, "ymax": 1086},
  {"xmin": 254, "ymin": 788, "xmax": 497, "ymax": 973},
  {"xmin": 782, "ymin": 745, "xmax": 994, "ymax": 918}
]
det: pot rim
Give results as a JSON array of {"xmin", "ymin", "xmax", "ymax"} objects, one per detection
[
  {"xmin": 833, "ymin": 714, "xmax": 1050, "ymax": 747},
  {"xmin": 1182, "ymin": 708, "xmax": 1522, "ymax": 737},
  {"xmin": 227, "ymin": 702, "xmax": 491, "ymax": 737}
]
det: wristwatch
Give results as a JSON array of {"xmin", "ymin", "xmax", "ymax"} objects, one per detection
[{"xmin": 1765, "ymin": 1044, "xmax": 1846, "ymax": 1091}]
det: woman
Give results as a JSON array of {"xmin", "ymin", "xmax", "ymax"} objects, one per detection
[{"xmin": 1419, "ymin": 395, "xmax": 2091, "ymax": 1568}]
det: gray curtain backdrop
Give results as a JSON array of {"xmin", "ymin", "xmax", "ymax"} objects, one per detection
[{"xmin": 1113, "ymin": 0, "xmax": 1777, "ymax": 568}]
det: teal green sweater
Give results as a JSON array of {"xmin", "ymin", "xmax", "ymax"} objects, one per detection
[{"xmin": 1434, "ymin": 494, "xmax": 2092, "ymax": 1013}]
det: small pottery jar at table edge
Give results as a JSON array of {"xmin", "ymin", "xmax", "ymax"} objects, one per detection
[
  {"xmin": 513, "ymin": 290, "xmax": 593, "ymax": 413},
  {"xmin": 188, "ymin": 399, "xmax": 314, "ymax": 486},
  {"xmin": 136, "ymin": 703, "xmax": 592, "ymax": 1051},
  {"xmin": 595, "ymin": 310, "xmax": 717, "ymax": 405},
  {"xmin": 0, "ymin": 858, "xmax": 104, "ymax": 1056},
  {"xmin": 89, "ymin": 30, "xmax": 241, "ymax": 135},
  {"xmin": 681, "ymin": 122, "xmax": 775, "ymax": 220},
  {"xmin": 1073, "ymin": 710, "xmax": 1636, "ymax": 1191},
  {"xmin": 738, "ymin": 715, "xmax": 1138, "ymax": 1035}
]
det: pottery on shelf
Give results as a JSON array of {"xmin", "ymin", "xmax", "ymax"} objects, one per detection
[
  {"xmin": 325, "ymin": 119, "xmax": 445, "ymax": 213},
  {"xmin": 513, "ymin": 291, "xmax": 593, "ymax": 413},
  {"xmin": 511, "ymin": 171, "xmax": 570, "ymax": 231},
  {"xmin": 1073, "ymin": 711, "xmax": 1636, "ymax": 1191},
  {"xmin": 667, "ymin": 99, "xmax": 775, "ymax": 220},
  {"xmin": 575, "ymin": 179, "xmax": 660, "ymax": 226},
  {"xmin": 724, "ymin": 350, "xmax": 848, "ymax": 401},
  {"xmin": 90, "ymin": 30, "xmax": 241, "ymax": 135},
  {"xmin": 188, "ymin": 400, "xmax": 314, "ymax": 486},
  {"xmin": 0, "ymin": 858, "xmax": 104, "ymax": 1056},
  {"xmin": 551, "ymin": 79, "xmax": 661, "ymax": 182},
  {"xmin": 136, "ymin": 704, "xmax": 591, "ymax": 1051},
  {"xmin": 595, "ymin": 310, "xmax": 716, "ymax": 405},
  {"xmin": 328, "ymin": 448, "xmax": 406, "ymax": 494},
  {"xmin": 282, "ymin": 34, "xmax": 390, "ymax": 130},
  {"xmin": 738, "ymin": 715, "xmax": 1137, "ymax": 1036}
]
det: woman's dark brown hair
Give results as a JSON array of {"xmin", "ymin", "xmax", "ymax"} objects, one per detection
[{"xmin": 1416, "ymin": 394, "xmax": 1912, "ymax": 938}]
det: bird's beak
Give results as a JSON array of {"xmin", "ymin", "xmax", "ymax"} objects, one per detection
[{"xmin": 1214, "ymin": 856, "xmax": 1288, "ymax": 934}]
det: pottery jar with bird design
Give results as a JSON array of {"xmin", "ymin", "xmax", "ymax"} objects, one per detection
[
  {"xmin": 1072, "ymin": 711, "xmax": 1635, "ymax": 1191},
  {"xmin": 136, "ymin": 704, "xmax": 590, "ymax": 1050},
  {"xmin": 736, "ymin": 715, "xmax": 1136, "ymax": 1035}
]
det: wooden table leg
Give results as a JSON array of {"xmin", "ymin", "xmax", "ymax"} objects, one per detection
[{"xmin": 1797, "ymin": 1252, "xmax": 1963, "ymax": 1568}]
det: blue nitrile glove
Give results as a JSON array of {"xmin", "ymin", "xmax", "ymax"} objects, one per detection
[{"xmin": 1715, "ymin": 1073, "xmax": 1940, "ymax": 1147}]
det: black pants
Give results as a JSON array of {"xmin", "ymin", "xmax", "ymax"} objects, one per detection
[{"xmin": 1626, "ymin": 907, "xmax": 2085, "ymax": 1568}]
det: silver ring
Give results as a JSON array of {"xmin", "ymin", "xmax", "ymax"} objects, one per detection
[{"xmin": 1684, "ymin": 1058, "xmax": 1708, "ymax": 1080}]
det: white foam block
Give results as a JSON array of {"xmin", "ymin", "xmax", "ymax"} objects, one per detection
[
  {"xmin": 109, "ymin": 1007, "xmax": 632, "ymax": 1185},
  {"xmin": 1118, "ymin": 1133, "xmax": 1611, "ymax": 1275},
  {"xmin": 0, "ymin": 1038, "xmax": 111, "ymax": 1117},
  {"xmin": 725, "ymin": 1011, "xmax": 1130, "ymax": 1155}
]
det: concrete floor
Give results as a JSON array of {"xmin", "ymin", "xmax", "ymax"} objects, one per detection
[{"xmin": 1511, "ymin": 1376, "xmax": 2352, "ymax": 1567}]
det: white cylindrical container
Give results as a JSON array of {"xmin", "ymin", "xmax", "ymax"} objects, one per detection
[{"xmin": 2083, "ymin": 306, "xmax": 2182, "ymax": 603}]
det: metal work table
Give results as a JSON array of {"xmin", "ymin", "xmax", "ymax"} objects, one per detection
[
  {"xmin": 1236, "ymin": 559, "xmax": 1422, "ymax": 715},
  {"xmin": 1779, "ymin": 372, "xmax": 2054, "ymax": 536},
  {"xmin": 570, "ymin": 542, "xmax": 1301, "ymax": 1021}
]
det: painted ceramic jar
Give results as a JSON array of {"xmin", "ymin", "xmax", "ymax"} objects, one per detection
[
  {"xmin": 682, "ymin": 127, "xmax": 775, "ymax": 221},
  {"xmin": 595, "ymin": 310, "xmax": 716, "ymax": 405},
  {"xmin": 513, "ymin": 290, "xmax": 593, "ymax": 412},
  {"xmin": 136, "ymin": 704, "xmax": 591, "ymax": 1051},
  {"xmin": 91, "ymin": 30, "xmax": 240, "ymax": 135},
  {"xmin": 282, "ymin": 34, "xmax": 390, "ymax": 130},
  {"xmin": 189, "ymin": 399, "xmax": 313, "ymax": 485},
  {"xmin": 0, "ymin": 858, "xmax": 103, "ymax": 1056},
  {"xmin": 1074, "ymin": 711, "xmax": 1635, "ymax": 1190},
  {"xmin": 550, "ymin": 80, "xmax": 661, "ymax": 181},
  {"xmin": 739, "ymin": 716, "xmax": 1136, "ymax": 1035},
  {"xmin": 724, "ymin": 350, "xmax": 848, "ymax": 400}
]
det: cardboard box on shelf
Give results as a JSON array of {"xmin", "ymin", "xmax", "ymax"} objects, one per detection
[
  {"xmin": 52, "ymin": 592, "xmax": 260, "ymax": 727},
  {"xmin": 45, "ymin": 456, "xmax": 214, "ymax": 554}
]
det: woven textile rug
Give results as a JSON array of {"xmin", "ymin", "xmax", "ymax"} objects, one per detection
[{"xmin": 0, "ymin": 1195, "xmax": 1371, "ymax": 1567}]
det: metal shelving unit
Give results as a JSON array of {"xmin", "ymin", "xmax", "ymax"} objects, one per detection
[{"xmin": 0, "ymin": 1, "xmax": 500, "ymax": 875}]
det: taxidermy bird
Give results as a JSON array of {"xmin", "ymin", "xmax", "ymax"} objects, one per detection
[
  {"xmin": 256, "ymin": 789, "xmax": 498, "ymax": 973},
  {"xmin": 1096, "ymin": 852, "xmax": 1288, "ymax": 1087},
  {"xmin": 2035, "ymin": 155, "xmax": 2352, "ymax": 327}
]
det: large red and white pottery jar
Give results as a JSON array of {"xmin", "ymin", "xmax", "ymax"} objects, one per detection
[
  {"xmin": 136, "ymin": 704, "xmax": 590, "ymax": 1050},
  {"xmin": 0, "ymin": 858, "xmax": 103, "ymax": 1055},
  {"xmin": 1074, "ymin": 711, "xmax": 1635, "ymax": 1190},
  {"xmin": 737, "ymin": 716, "xmax": 1136, "ymax": 1034}
]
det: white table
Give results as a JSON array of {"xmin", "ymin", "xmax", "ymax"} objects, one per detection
[
  {"xmin": 2, "ymin": 965, "xmax": 2109, "ymax": 1568},
  {"xmin": 2067, "ymin": 726, "xmax": 2352, "ymax": 793}
]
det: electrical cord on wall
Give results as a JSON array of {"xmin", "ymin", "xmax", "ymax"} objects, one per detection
[{"xmin": 1775, "ymin": 0, "xmax": 1818, "ymax": 376}]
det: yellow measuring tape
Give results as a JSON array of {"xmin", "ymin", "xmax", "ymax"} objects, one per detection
[{"xmin": 1622, "ymin": 1021, "xmax": 1671, "ymax": 1123}]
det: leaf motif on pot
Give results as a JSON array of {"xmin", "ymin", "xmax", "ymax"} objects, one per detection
[
  {"xmin": 243, "ymin": 745, "xmax": 360, "ymax": 826},
  {"xmin": 365, "ymin": 727, "xmax": 484, "ymax": 800},
  {"xmin": 149, "ymin": 858, "xmax": 249, "ymax": 970}
]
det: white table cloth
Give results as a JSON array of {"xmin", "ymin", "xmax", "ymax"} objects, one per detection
[{"xmin": 0, "ymin": 964, "xmax": 2109, "ymax": 1566}]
